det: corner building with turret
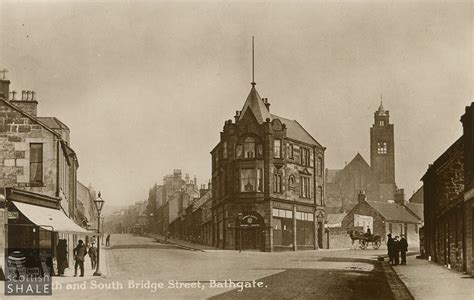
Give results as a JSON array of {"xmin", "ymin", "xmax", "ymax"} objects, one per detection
[{"xmin": 211, "ymin": 83, "xmax": 326, "ymax": 251}]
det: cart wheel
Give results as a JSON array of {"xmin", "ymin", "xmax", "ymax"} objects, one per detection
[{"xmin": 373, "ymin": 240, "xmax": 381, "ymax": 250}]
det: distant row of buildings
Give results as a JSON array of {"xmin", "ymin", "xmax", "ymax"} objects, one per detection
[{"xmin": 0, "ymin": 75, "xmax": 99, "ymax": 276}]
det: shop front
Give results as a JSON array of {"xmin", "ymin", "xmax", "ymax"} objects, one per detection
[{"xmin": 3, "ymin": 188, "xmax": 90, "ymax": 295}]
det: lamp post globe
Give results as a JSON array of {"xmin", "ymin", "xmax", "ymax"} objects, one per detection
[{"xmin": 93, "ymin": 192, "xmax": 105, "ymax": 276}]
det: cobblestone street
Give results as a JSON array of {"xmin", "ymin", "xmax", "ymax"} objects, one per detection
[{"xmin": 46, "ymin": 234, "xmax": 410, "ymax": 299}]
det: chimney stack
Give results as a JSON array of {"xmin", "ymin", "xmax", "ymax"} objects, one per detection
[
  {"xmin": 394, "ymin": 188, "xmax": 405, "ymax": 205},
  {"xmin": 11, "ymin": 90, "xmax": 38, "ymax": 116},
  {"xmin": 263, "ymin": 98, "xmax": 270, "ymax": 111},
  {"xmin": 358, "ymin": 190, "xmax": 367, "ymax": 204},
  {"xmin": 0, "ymin": 72, "xmax": 10, "ymax": 100},
  {"xmin": 234, "ymin": 110, "xmax": 240, "ymax": 123}
]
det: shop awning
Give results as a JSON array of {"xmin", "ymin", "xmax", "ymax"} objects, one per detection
[{"xmin": 12, "ymin": 201, "xmax": 92, "ymax": 235}]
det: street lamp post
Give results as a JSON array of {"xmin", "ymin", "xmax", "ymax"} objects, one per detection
[{"xmin": 93, "ymin": 192, "xmax": 105, "ymax": 277}]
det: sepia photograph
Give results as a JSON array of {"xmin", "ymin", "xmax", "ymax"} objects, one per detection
[{"xmin": 0, "ymin": 0, "xmax": 473, "ymax": 299}]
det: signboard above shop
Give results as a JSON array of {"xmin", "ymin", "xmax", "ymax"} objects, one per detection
[
  {"xmin": 8, "ymin": 211, "xmax": 19, "ymax": 219},
  {"xmin": 239, "ymin": 212, "xmax": 262, "ymax": 228}
]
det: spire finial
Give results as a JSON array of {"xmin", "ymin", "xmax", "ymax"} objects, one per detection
[
  {"xmin": 251, "ymin": 36, "xmax": 256, "ymax": 87},
  {"xmin": 378, "ymin": 93, "xmax": 384, "ymax": 111}
]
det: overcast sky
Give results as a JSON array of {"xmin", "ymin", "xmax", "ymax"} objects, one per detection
[{"xmin": 1, "ymin": 1, "xmax": 472, "ymax": 210}]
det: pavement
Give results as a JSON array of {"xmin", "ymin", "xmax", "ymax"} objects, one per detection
[
  {"xmin": 391, "ymin": 255, "xmax": 474, "ymax": 300},
  {"xmin": 54, "ymin": 243, "xmax": 109, "ymax": 284},
  {"xmin": 147, "ymin": 233, "xmax": 217, "ymax": 251}
]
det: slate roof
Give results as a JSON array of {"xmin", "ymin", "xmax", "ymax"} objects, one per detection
[
  {"xmin": 405, "ymin": 203, "xmax": 423, "ymax": 220},
  {"xmin": 367, "ymin": 201, "xmax": 421, "ymax": 223},
  {"xmin": 240, "ymin": 86, "xmax": 271, "ymax": 124},
  {"xmin": 326, "ymin": 213, "xmax": 347, "ymax": 228},
  {"xmin": 271, "ymin": 114, "xmax": 322, "ymax": 147},
  {"xmin": 238, "ymin": 85, "xmax": 323, "ymax": 147},
  {"xmin": 344, "ymin": 153, "xmax": 370, "ymax": 171},
  {"xmin": 191, "ymin": 190, "xmax": 212, "ymax": 213},
  {"xmin": 37, "ymin": 117, "xmax": 69, "ymax": 130}
]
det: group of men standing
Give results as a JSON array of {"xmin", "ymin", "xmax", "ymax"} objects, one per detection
[{"xmin": 386, "ymin": 233, "xmax": 409, "ymax": 265}]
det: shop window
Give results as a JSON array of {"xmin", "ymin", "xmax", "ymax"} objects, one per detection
[
  {"xmin": 30, "ymin": 143, "xmax": 43, "ymax": 184},
  {"xmin": 300, "ymin": 176, "xmax": 311, "ymax": 198},
  {"xmin": 244, "ymin": 137, "xmax": 256, "ymax": 158},
  {"xmin": 273, "ymin": 173, "xmax": 282, "ymax": 193},
  {"xmin": 274, "ymin": 139, "xmax": 281, "ymax": 158}
]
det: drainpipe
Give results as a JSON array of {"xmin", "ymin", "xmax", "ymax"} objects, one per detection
[{"xmin": 56, "ymin": 138, "xmax": 60, "ymax": 198}]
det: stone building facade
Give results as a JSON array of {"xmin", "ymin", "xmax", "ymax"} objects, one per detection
[
  {"xmin": 326, "ymin": 103, "xmax": 398, "ymax": 212},
  {"xmin": 461, "ymin": 103, "xmax": 474, "ymax": 275},
  {"xmin": 423, "ymin": 102, "xmax": 474, "ymax": 274},
  {"xmin": 423, "ymin": 137, "xmax": 465, "ymax": 272},
  {"xmin": 211, "ymin": 83, "xmax": 325, "ymax": 251},
  {"xmin": 0, "ymin": 75, "xmax": 90, "ymax": 274}
]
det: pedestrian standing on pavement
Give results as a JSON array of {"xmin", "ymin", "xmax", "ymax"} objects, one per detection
[
  {"xmin": 393, "ymin": 236, "xmax": 400, "ymax": 265},
  {"xmin": 386, "ymin": 233, "xmax": 394, "ymax": 265},
  {"xmin": 88, "ymin": 241, "xmax": 98, "ymax": 269},
  {"xmin": 73, "ymin": 240, "xmax": 88, "ymax": 277},
  {"xmin": 399, "ymin": 235, "xmax": 408, "ymax": 265},
  {"xmin": 56, "ymin": 239, "xmax": 68, "ymax": 276},
  {"xmin": 106, "ymin": 234, "xmax": 111, "ymax": 247}
]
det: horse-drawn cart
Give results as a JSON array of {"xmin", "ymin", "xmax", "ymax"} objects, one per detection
[{"xmin": 347, "ymin": 229, "xmax": 382, "ymax": 250}]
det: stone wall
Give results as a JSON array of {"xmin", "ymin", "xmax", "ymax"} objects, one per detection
[{"xmin": 0, "ymin": 100, "xmax": 58, "ymax": 197}]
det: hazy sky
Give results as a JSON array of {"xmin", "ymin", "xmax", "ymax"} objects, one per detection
[{"xmin": 1, "ymin": 1, "xmax": 472, "ymax": 209}]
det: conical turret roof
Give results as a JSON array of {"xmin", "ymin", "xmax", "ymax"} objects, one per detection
[{"xmin": 240, "ymin": 85, "xmax": 271, "ymax": 124}]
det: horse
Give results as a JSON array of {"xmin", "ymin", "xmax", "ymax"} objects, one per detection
[{"xmin": 347, "ymin": 229, "xmax": 382, "ymax": 250}]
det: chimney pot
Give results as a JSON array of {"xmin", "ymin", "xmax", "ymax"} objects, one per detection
[
  {"xmin": 31, "ymin": 91, "xmax": 35, "ymax": 101},
  {"xmin": 22, "ymin": 90, "xmax": 26, "ymax": 100}
]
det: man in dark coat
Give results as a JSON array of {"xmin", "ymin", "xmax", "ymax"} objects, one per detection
[
  {"xmin": 88, "ymin": 241, "xmax": 97, "ymax": 269},
  {"xmin": 386, "ymin": 234, "xmax": 394, "ymax": 265},
  {"xmin": 73, "ymin": 240, "xmax": 87, "ymax": 277},
  {"xmin": 105, "ymin": 234, "xmax": 111, "ymax": 247},
  {"xmin": 56, "ymin": 239, "xmax": 68, "ymax": 276},
  {"xmin": 393, "ymin": 236, "xmax": 400, "ymax": 265},
  {"xmin": 399, "ymin": 234, "xmax": 408, "ymax": 265}
]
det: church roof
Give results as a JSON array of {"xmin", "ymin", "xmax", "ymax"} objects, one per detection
[
  {"xmin": 240, "ymin": 85, "xmax": 271, "ymax": 124},
  {"xmin": 344, "ymin": 153, "xmax": 370, "ymax": 171},
  {"xmin": 367, "ymin": 201, "xmax": 421, "ymax": 223}
]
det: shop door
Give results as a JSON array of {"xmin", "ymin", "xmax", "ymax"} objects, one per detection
[{"xmin": 241, "ymin": 228, "xmax": 258, "ymax": 250}]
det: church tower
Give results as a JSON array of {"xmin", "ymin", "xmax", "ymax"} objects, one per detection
[{"xmin": 370, "ymin": 101, "xmax": 395, "ymax": 185}]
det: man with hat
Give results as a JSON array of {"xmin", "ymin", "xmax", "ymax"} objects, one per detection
[
  {"xmin": 73, "ymin": 240, "xmax": 88, "ymax": 277},
  {"xmin": 88, "ymin": 240, "xmax": 98, "ymax": 269},
  {"xmin": 386, "ymin": 233, "xmax": 395, "ymax": 265},
  {"xmin": 399, "ymin": 234, "xmax": 408, "ymax": 265}
]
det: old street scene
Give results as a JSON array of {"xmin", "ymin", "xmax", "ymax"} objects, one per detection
[{"xmin": 1, "ymin": 1, "xmax": 474, "ymax": 299}]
